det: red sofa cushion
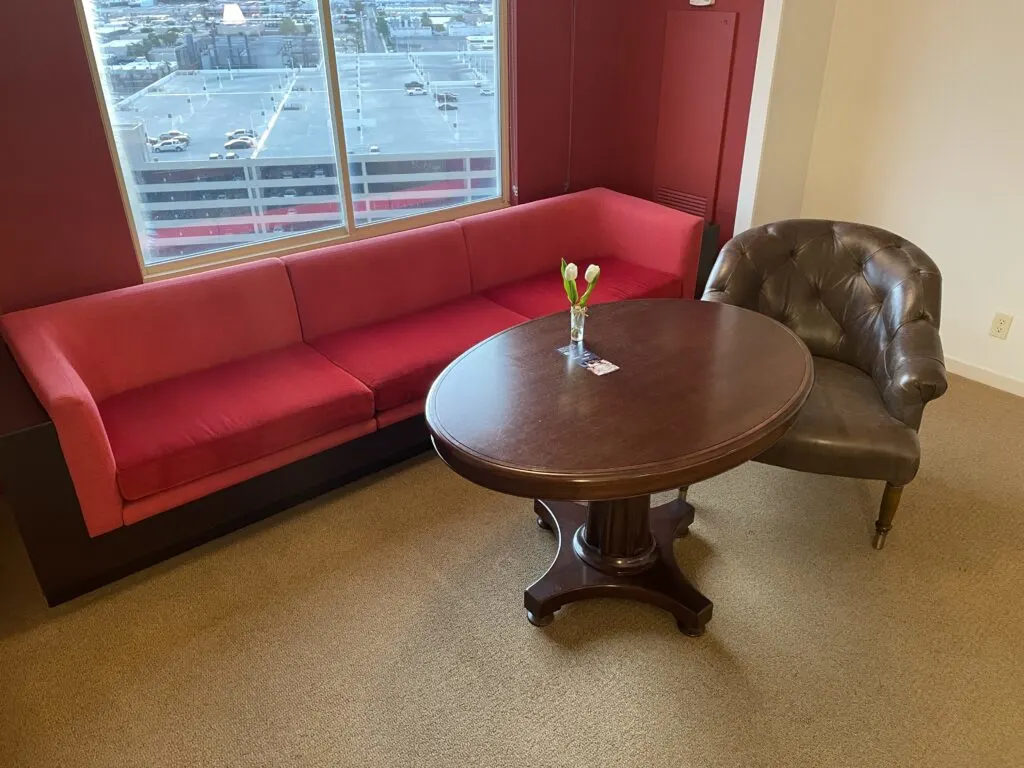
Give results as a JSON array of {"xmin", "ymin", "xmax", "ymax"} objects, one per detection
[
  {"xmin": 312, "ymin": 295, "xmax": 526, "ymax": 411},
  {"xmin": 99, "ymin": 344, "xmax": 374, "ymax": 501},
  {"xmin": 459, "ymin": 188, "xmax": 704, "ymax": 297},
  {"xmin": 283, "ymin": 221, "xmax": 473, "ymax": 340},
  {"xmin": 481, "ymin": 257, "xmax": 682, "ymax": 318},
  {"xmin": 5, "ymin": 259, "xmax": 304, "ymax": 403},
  {"xmin": 460, "ymin": 193, "xmax": 599, "ymax": 292}
]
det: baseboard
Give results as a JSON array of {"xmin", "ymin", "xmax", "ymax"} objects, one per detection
[{"xmin": 945, "ymin": 357, "xmax": 1024, "ymax": 398}]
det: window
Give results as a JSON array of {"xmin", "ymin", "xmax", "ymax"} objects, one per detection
[{"xmin": 79, "ymin": 1, "xmax": 506, "ymax": 272}]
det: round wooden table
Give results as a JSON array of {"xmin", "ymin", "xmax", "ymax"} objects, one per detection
[{"xmin": 426, "ymin": 299, "xmax": 813, "ymax": 635}]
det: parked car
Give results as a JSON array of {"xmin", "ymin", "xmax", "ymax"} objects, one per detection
[
  {"xmin": 435, "ymin": 91, "xmax": 458, "ymax": 103},
  {"xmin": 437, "ymin": 103, "xmax": 458, "ymax": 112},
  {"xmin": 407, "ymin": 87, "xmax": 427, "ymax": 96},
  {"xmin": 224, "ymin": 152, "xmax": 239, "ymax": 160},
  {"xmin": 368, "ymin": 145, "xmax": 381, "ymax": 153},
  {"xmin": 480, "ymin": 87, "xmax": 494, "ymax": 96},
  {"xmin": 225, "ymin": 128, "xmax": 256, "ymax": 139},
  {"xmin": 153, "ymin": 139, "xmax": 186, "ymax": 153},
  {"xmin": 146, "ymin": 136, "xmax": 160, "ymax": 146},
  {"xmin": 283, "ymin": 189, "xmax": 298, "ymax": 198},
  {"xmin": 224, "ymin": 137, "xmax": 256, "ymax": 150},
  {"xmin": 160, "ymin": 130, "xmax": 190, "ymax": 143},
  {"xmin": 404, "ymin": 80, "xmax": 424, "ymax": 89},
  {"xmin": 208, "ymin": 153, "xmax": 222, "ymax": 160}
]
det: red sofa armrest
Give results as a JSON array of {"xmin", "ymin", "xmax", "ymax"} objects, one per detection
[
  {"xmin": 589, "ymin": 188, "xmax": 704, "ymax": 298},
  {"xmin": 1, "ymin": 322, "xmax": 122, "ymax": 537}
]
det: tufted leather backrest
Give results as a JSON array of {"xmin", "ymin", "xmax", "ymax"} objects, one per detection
[{"xmin": 703, "ymin": 220, "xmax": 945, "ymax": 427}]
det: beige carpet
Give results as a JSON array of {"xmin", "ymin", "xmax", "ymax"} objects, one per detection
[{"xmin": 1, "ymin": 374, "xmax": 1023, "ymax": 767}]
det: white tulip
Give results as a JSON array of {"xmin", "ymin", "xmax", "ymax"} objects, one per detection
[
  {"xmin": 585, "ymin": 264, "xmax": 600, "ymax": 283},
  {"xmin": 564, "ymin": 263, "xmax": 579, "ymax": 281}
]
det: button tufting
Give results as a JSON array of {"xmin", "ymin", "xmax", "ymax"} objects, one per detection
[{"xmin": 709, "ymin": 219, "xmax": 945, "ymax": 431}]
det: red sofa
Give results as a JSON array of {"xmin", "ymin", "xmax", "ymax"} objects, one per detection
[{"xmin": 0, "ymin": 188, "xmax": 702, "ymax": 600}]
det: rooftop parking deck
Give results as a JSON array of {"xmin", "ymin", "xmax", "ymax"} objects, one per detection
[{"xmin": 118, "ymin": 52, "xmax": 498, "ymax": 163}]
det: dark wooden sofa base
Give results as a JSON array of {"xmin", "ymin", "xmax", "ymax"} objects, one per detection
[
  {"xmin": 1, "ymin": 416, "xmax": 430, "ymax": 607},
  {"xmin": 1, "ymin": 343, "xmax": 431, "ymax": 606}
]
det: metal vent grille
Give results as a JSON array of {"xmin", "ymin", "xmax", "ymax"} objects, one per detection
[{"xmin": 654, "ymin": 187, "xmax": 708, "ymax": 219}]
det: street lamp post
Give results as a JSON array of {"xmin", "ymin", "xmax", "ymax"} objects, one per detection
[{"xmin": 249, "ymin": 109, "xmax": 266, "ymax": 136}]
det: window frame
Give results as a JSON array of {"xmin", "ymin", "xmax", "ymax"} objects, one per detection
[{"xmin": 74, "ymin": 0, "xmax": 512, "ymax": 281}]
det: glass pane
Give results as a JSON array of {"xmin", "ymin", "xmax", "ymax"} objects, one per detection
[
  {"xmin": 329, "ymin": 0, "xmax": 502, "ymax": 226},
  {"xmin": 80, "ymin": 2, "xmax": 347, "ymax": 267}
]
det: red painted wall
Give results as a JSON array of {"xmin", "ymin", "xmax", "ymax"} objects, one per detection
[
  {"xmin": 569, "ymin": 0, "xmax": 665, "ymax": 198},
  {"xmin": 686, "ymin": 0, "xmax": 765, "ymax": 244},
  {"xmin": 514, "ymin": 0, "xmax": 765, "ymax": 243},
  {"xmin": 510, "ymin": 0, "xmax": 574, "ymax": 203},
  {"xmin": 652, "ymin": 12, "xmax": 738, "ymax": 219},
  {"xmin": 0, "ymin": 0, "xmax": 142, "ymax": 315}
]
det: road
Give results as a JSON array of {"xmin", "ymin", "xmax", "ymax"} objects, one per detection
[{"xmin": 362, "ymin": 6, "xmax": 387, "ymax": 53}]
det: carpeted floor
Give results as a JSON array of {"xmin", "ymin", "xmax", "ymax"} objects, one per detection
[{"xmin": 1, "ymin": 374, "xmax": 1022, "ymax": 767}]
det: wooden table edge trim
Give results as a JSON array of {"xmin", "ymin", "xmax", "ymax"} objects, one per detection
[
  {"xmin": 425, "ymin": 306, "xmax": 814, "ymax": 500},
  {"xmin": 429, "ymin": 361, "xmax": 811, "ymax": 475},
  {"xmin": 428, "ymin": 390, "xmax": 808, "ymax": 500}
]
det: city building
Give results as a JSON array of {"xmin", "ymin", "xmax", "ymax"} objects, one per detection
[{"xmin": 106, "ymin": 59, "xmax": 178, "ymax": 96}]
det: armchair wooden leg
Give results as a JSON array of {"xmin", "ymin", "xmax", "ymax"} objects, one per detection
[{"xmin": 873, "ymin": 483, "xmax": 903, "ymax": 550}]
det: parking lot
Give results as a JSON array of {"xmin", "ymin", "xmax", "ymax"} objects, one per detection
[
  {"xmin": 120, "ymin": 52, "xmax": 500, "ymax": 162},
  {"xmin": 339, "ymin": 52, "xmax": 496, "ymax": 154}
]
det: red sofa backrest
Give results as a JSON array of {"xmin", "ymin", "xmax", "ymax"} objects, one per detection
[
  {"xmin": 458, "ymin": 192, "xmax": 602, "ymax": 292},
  {"xmin": 0, "ymin": 259, "xmax": 302, "ymax": 402},
  {"xmin": 283, "ymin": 221, "xmax": 472, "ymax": 340}
]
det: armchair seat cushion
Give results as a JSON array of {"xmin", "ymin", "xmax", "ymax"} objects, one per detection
[
  {"xmin": 757, "ymin": 357, "xmax": 921, "ymax": 486},
  {"xmin": 100, "ymin": 344, "xmax": 374, "ymax": 501},
  {"xmin": 482, "ymin": 257, "xmax": 682, "ymax": 319},
  {"xmin": 311, "ymin": 295, "xmax": 527, "ymax": 412}
]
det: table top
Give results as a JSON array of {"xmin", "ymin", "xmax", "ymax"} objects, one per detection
[{"xmin": 426, "ymin": 300, "xmax": 813, "ymax": 501}]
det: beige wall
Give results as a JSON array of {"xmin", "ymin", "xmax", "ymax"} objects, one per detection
[
  {"xmin": 802, "ymin": 0, "xmax": 1024, "ymax": 391},
  {"xmin": 736, "ymin": 0, "xmax": 837, "ymax": 231}
]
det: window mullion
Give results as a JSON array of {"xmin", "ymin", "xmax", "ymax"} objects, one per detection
[
  {"xmin": 316, "ymin": 2, "xmax": 358, "ymax": 232},
  {"xmin": 498, "ymin": 0, "xmax": 513, "ymax": 204}
]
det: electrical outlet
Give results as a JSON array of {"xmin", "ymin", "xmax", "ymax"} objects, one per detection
[{"xmin": 990, "ymin": 312, "xmax": 1014, "ymax": 340}]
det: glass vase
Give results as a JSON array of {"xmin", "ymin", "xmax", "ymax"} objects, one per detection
[{"xmin": 570, "ymin": 305, "xmax": 586, "ymax": 344}]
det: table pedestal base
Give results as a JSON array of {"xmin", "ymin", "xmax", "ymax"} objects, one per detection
[{"xmin": 526, "ymin": 497, "xmax": 713, "ymax": 636}]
